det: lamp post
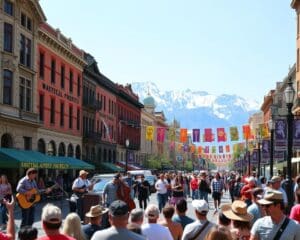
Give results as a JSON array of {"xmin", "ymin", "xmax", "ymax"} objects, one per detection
[
  {"xmin": 240, "ymin": 153, "xmax": 245, "ymax": 174},
  {"xmin": 125, "ymin": 139, "xmax": 130, "ymax": 173},
  {"xmin": 256, "ymin": 131, "xmax": 261, "ymax": 177},
  {"xmin": 284, "ymin": 77, "xmax": 295, "ymax": 211},
  {"xmin": 268, "ymin": 118, "xmax": 275, "ymax": 178}
]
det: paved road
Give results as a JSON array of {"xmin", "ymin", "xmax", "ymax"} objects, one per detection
[{"xmin": 12, "ymin": 191, "xmax": 231, "ymax": 237}]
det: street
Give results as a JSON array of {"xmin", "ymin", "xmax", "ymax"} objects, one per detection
[{"xmin": 12, "ymin": 190, "xmax": 231, "ymax": 237}]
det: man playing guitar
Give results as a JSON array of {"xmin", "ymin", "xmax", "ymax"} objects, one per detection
[
  {"xmin": 72, "ymin": 170, "xmax": 94, "ymax": 220},
  {"xmin": 16, "ymin": 168, "xmax": 51, "ymax": 227}
]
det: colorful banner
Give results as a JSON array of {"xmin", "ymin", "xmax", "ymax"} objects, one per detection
[
  {"xmin": 217, "ymin": 128, "xmax": 226, "ymax": 142},
  {"xmin": 219, "ymin": 146, "xmax": 223, "ymax": 153},
  {"xmin": 243, "ymin": 125, "xmax": 251, "ymax": 140},
  {"xmin": 230, "ymin": 127, "xmax": 239, "ymax": 141},
  {"xmin": 193, "ymin": 129, "xmax": 200, "ymax": 142},
  {"xmin": 261, "ymin": 139, "xmax": 270, "ymax": 164},
  {"xmin": 190, "ymin": 145, "xmax": 195, "ymax": 153},
  {"xmin": 157, "ymin": 127, "xmax": 165, "ymax": 142},
  {"xmin": 204, "ymin": 146, "xmax": 209, "ymax": 153},
  {"xmin": 293, "ymin": 119, "xmax": 300, "ymax": 150},
  {"xmin": 212, "ymin": 146, "xmax": 216, "ymax": 153},
  {"xmin": 180, "ymin": 128, "xmax": 188, "ymax": 143},
  {"xmin": 168, "ymin": 127, "xmax": 176, "ymax": 141},
  {"xmin": 251, "ymin": 149, "xmax": 258, "ymax": 165},
  {"xmin": 146, "ymin": 126, "xmax": 154, "ymax": 141},
  {"xmin": 274, "ymin": 119, "xmax": 287, "ymax": 151},
  {"xmin": 204, "ymin": 128, "xmax": 214, "ymax": 142},
  {"xmin": 259, "ymin": 123, "xmax": 269, "ymax": 139},
  {"xmin": 198, "ymin": 146, "xmax": 203, "ymax": 154},
  {"xmin": 225, "ymin": 145, "xmax": 230, "ymax": 152}
]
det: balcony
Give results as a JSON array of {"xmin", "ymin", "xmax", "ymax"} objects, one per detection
[
  {"xmin": 83, "ymin": 98, "xmax": 101, "ymax": 111},
  {"xmin": 83, "ymin": 131, "xmax": 102, "ymax": 143}
]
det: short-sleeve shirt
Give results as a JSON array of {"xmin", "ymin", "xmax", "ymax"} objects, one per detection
[
  {"xmin": 172, "ymin": 215, "xmax": 194, "ymax": 229},
  {"xmin": 91, "ymin": 226, "xmax": 146, "ymax": 240},
  {"xmin": 16, "ymin": 176, "xmax": 38, "ymax": 193},
  {"xmin": 103, "ymin": 181, "xmax": 118, "ymax": 205},
  {"xmin": 37, "ymin": 234, "xmax": 75, "ymax": 240},
  {"xmin": 182, "ymin": 220, "xmax": 215, "ymax": 240},
  {"xmin": 251, "ymin": 216, "xmax": 300, "ymax": 240},
  {"xmin": 72, "ymin": 177, "xmax": 91, "ymax": 191},
  {"xmin": 155, "ymin": 179, "xmax": 168, "ymax": 194},
  {"xmin": 247, "ymin": 202, "xmax": 261, "ymax": 225}
]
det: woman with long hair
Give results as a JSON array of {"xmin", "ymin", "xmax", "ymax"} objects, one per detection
[
  {"xmin": 62, "ymin": 212, "xmax": 86, "ymax": 240},
  {"xmin": 169, "ymin": 176, "xmax": 184, "ymax": 205},
  {"xmin": 0, "ymin": 174, "xmax": 12, "ymax": 227}
]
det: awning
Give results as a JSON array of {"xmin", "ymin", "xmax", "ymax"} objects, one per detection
[
  {"xmin": 99, "ymin": 162, "xmax": 123, "ymax": 172},
  {"xmin": 0, "ymin": 148, "xmax": 94, "ymax": 170},
  {"xmin": 116, "ymin": 161, "xmax": 142, "ymax": 170}
]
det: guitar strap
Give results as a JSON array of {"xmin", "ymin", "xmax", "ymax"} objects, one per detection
[
  {"xmin": 273, "ymin": 217, "xmax": 290, "ymax": 240},
  {"xmin": 188, "ymin": 220, "xmax": 210, "ymax": 240}
]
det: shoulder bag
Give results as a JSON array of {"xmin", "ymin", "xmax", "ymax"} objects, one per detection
[
  {"xmin": 273, "ymin": 217, "xmax": 290, "ymax": 240},
  {"xmin": 188, "ymin": 220, "xmax": 210, "ymax": 240}
]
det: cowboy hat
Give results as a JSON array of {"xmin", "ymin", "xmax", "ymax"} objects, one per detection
[
  {"xmin": 85, "ymin": 205, "xmax": 108, "ymax": 218},
  {"xmin": 257, "ymin": 190, "xmax": 283, "ymax": 205},
  {"xmin": 221, "ymin": 200, "xmax": 253, "ymax": 222},
  {"xmin": 79, "ymin": 170, "xmax": 89, "ymax": 176}
]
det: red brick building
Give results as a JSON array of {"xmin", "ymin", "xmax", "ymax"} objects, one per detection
[{"xmin": 37, "ymin": 23, "xmax": 86, "ymax": 159}]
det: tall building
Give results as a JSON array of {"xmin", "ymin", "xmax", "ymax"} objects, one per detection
[{"xmin": 37, "ymin": 23, "xmax": 86, "ymax": 159}]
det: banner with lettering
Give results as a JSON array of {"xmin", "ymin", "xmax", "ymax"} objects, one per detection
[
  {"xmin": 261, "ymin": 139, "xmax": 270, "ymax": 164},
  {"xmin": 251, "ymin": 149, "xmax": 258, "ymax": 165},
  {"xmin": 219, "ymin": 146, "xmax": 223, "ymax": 153},
  {"xmin": 293, "ymin": 119, "xmax": 300, "ymax": 150},
  {"xmin": 243, "ymin": 125, "xmax": 251, "ymax": 140},
  {"xmin": 217, "ymin": 128, "xmax": 226, "ymax": 142},
  {"xmin": 259, "ymin": 123, "xmax": 269, "ymax": 139},
  {"xmin": 204, "ymin": 128, "xmax": 214, "ymax": 142},
  {"xmin": 193, "ymin": 129, "xmax": 200, "ymax": 142},
  {"xmin": 157, "ymin": 127, "xmax": 165, "ymax": 142}
]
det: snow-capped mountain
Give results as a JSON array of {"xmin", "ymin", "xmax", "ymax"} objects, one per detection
[{"xmin": 131, "ymin": 81, "xmax": 260, "ymax": 129}]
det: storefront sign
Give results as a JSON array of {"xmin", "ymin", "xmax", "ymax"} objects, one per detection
[
  {"xmin": 21, "ymin": 162, "xmax": 70, "ymax": 169},
  {"xmin": 42, "ymin": 83, "xmax": 79, "ymax": 104}
]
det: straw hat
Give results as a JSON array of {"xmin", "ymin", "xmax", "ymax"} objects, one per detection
[
  {"xmin": 85, "ymin": 205, "xmax": 108, "ymax": 218},
  {"xmin": 79, "ymin": 170, "xmax": 89, "ymax": 176},
  {"xmin": 221, "ymin": 200, "xmax": 253, "ymax": 222},
  {"xmin": 257, "ymin": 190, "xmax": 283, "ymax": 205}
]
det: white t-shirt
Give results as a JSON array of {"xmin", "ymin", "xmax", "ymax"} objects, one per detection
[
  {"xmin": 72, "ymin": 177, "xmax": 91, "ymax": 191},
  {"xmin": 155, "ymin": 179, "xmax": 168, "ymax": 194},
  {"xmin": 142, "ymin": 223, "xmax": 173, "ymax": 240}
]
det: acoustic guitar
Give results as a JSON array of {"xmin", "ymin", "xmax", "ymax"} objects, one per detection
[{"xmin": 16, "ymin": 184, "xmax": 57, "ymax": 209}]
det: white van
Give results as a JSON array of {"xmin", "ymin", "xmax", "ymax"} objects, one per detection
[{"xmin": 128, "ymin": 170, "xmax": 152, "ymax": 176}]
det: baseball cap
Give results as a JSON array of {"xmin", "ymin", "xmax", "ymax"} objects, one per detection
[
  {"xmin": 258, "ymin": 190, "xmax": 283, "ymax": 205},
  {"xmin": 109, "ymin": 200, "xmax": 129, "ymax": 216},
  {"xmin": 41, "ymin": 204, "xmax": 62, "ymax": 223},
  {"xmin": 192, "ymin": 200, "xmax": 209, "ymax": 214},
  {"xmin": 269, "ymin": 176, "xmax": 281, "ymax": 183}
]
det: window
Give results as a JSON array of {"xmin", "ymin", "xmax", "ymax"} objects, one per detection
[
  {"xmin": 69, "ymin": 70, "xmax": 73, "ymax": 93},
  {"xmin": 60, "ymin": 102, "xmax": 64, "ymax": 126},
  {"xmin": 61, "ymin": 65, "xmax": 65, "ymax": 88},
  {"xmin": 39, "ymin": 52, "xmax": 44, "ymax": 79},
  {"xmin": 51, "ymin": 59, "xmax": 56, "ymax": 83},
  {"xmin": 4, "ymin": 23, "xmax": 13, "ymax": 52},
  {"xmin": 50, "ymin": 98, "xmax": 55, "ymax": 124},
  {"xmin": 23, "ymin": 137, "xmax": 32, "ymax": 150},
  {"xmin": 20, "ymin": 12, "xmax": 32, "ymax": 31},
  {"xmin": 3, "ymin": 70, "xmax": 13, "ymax": 105},
  {"xmin": 20, "ymin": 34, "xmax": 31, "ymax": 68},
  {"xmin": 4, "ymin": 0, "xmax": 13, "ymax": 16},
  {"xmin": 77, "ymin": 75, "xmax": 81, "ymax": 96},
  {"xmin": 69, "ymin": 106, "xmax": 73, "ymax": 129},
  {"xmin": 19, "ymin": 77, "xmax": 32, "ymax": 112},
  {"xmin": 39, "ymin": 94, "xmax": 44, "ymax": 121},
  {"xmin": 77, "ymin": 109, "xmax": 80, "ymax": 130}
]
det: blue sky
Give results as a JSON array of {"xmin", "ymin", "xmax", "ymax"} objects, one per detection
[{"xmin": 40, "ymin": 0, "xmax": 295, "ymax": 102}]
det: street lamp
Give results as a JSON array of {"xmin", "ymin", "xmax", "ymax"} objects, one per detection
[
  {"xmin": 256, "ymin": 131, "xmax": 262, "ymax": 177},
  {"xmin": 268, "ymin": 117, "xmax": 275, "ymax": 178},
  {"xmin": 240, "ymin": 153, "xmax": 245, "ymax": 174},
  {"xmin": 284, "ymin": 77, "xmax": 295, "ymax": 210},
  {"xmin": 125, "ymin": 139, "xmax": 130, "ymax": 173}
]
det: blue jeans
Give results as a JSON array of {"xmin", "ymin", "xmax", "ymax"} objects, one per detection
[
  {"xmin": 192, "ymin": 189, "xmax": 199, "ymax": 200},
  {"xmin": 0, "ymin": 204, "xmax": 7, "ymax": 224},
  {"xmin": 199, "ymin": 190, "xmax": 208, "ymax": 203},
  {"xmin": 157, "ymin": 193, "xmax": 168, "ymax": 212},
  {"xmin": 21, "ymin": 206, "xmax": 35, "ymax": 227}
]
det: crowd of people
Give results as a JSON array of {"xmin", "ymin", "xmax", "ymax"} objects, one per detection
[{"xmin": 2, "ymin": 168, "xmax": 300, "ymax": 239}]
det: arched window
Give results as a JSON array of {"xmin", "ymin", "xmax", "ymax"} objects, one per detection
[
  {"xmin": 1, "ymin": 133, "xmax": 13, "ymax": 148},
  {"xmin": 58, "ymin": 143, "xmax": 66, "ymax": 156},
  {"xmin": 75, "ymin": 145, "xmax": 81, "ymax": 159},
  {"xmin": 37, "ymin": 139, "xmax": 46, "ymax": 153},
  {"xmin": 67, "ymin": 144, "xmax": 74, "ymax": 157},
  {"xmin": 48, "ymin": 141, "xmax": 56, "ymax": 156}
]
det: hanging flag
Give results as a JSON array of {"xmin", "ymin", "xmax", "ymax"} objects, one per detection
[
  {"xmin": 293, "ymin": 119, "xmax": 300, "ymax": 149},
  {"xmin": 157, "ymin": 127, "xmax": 165, "ymax": 142},
  {"xmin": 169, "ymin": 141, "xmax": 175, "ymax": 150},
  {"xmin": 183, "ymin": 144, "xmax": 189, "ymax": 152},
  {"xmin": 219, "ymin": 146, "xmax": 223, "ymax": 153},
  {"xmin": 193, "ymin": 129, "xmax": 200, "ymax": 142},
  {"xmin": 204, "ymin": 128, "xmax": 213, "ymax": 142},
  {"xmin": 230, "ymin": 127, "xmax": 239, "ymax": 141},
  {"xmin": 198, "ymin": 146, "xmax": 203, "ymax": 154},
  {"xmin": 178, "ymin": 143, "xmax": 183, "ymax": 152},
  {"xmin": 212, "ymin": 146, "xmax": 216, "ymax": 153},
  {"xmin": 190, "ymin": 145, "xmax": 195, "ymax": 153},
  {"xmin": 259, "ymin": 123, "xmax": 269, "ymax": 139},
  {"xmin": 225, "ymin": 145, "xmax": 230, "ymax": 153},
  {"xmin": 204, "ymin": 146, "xmax": 209, "ymax": 153},
  {"xmin": 146, "ymin": 126, "xmax": 154, "ymax": 141},
  {"xmin": 243, "ymin": 125, "xmax": 251, "ymax": 140},
  {"xmin": 168, "ymin": 127, "xmax": 176, "ymax": 141},
  {"xmin": 101, "ymin": 118, "xmax": 111, "ymax": 142},
  {"xmin": 274, "ymin": 119, "xmax": 287, "ymax": 151},
  {"xmin": 180, "ymin": 128, "xmax": 187, "ymax": 143},
  {"xmin": 217, "ymin": 128, "xmax": 226, "ymax": 142}
]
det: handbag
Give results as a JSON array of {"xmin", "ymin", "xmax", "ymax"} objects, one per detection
[
  {"xmin": 273, "ymin": 217, "xmax": 290, "ymax": 240},
  {"xmin": 188, "ymin": 220, "xmax": 210, "ymax": 240}
]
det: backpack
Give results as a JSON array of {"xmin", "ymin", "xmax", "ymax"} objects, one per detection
[{"xmin": 233, "ymin": 182, "xmax": 244, "ymax": 198}]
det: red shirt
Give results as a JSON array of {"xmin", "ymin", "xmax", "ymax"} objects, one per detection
[
  {"xmin": 290, "ymin": 204, "xmax": 300, "ymax": 223},
  {"xmin": 38, "ymin": 234, "xmax": 75, "ymax": 240},
  {"xmin": 0, "ymin": 232, "xmax": 10, "ymax": 240},
  {"xmin": 240, "ymin": 184, "xmax": 253, "ymax": 200},
  {"xmin": 190, "ymin": 178, "xmax": 199, "ymax": 190}
]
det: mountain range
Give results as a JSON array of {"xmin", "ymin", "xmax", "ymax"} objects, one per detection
[{"xmin": 131, "ymin": 82, "xmax": 260, "ymax": 129}]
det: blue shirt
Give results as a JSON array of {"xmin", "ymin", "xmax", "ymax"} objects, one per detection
[
  {"xmin": 16, "ymin": 176, "xmax": 37, "ymax": 193},
  {"xmin": 172, "ymin": 215, "xmax": 194, "ymax": 229}
]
